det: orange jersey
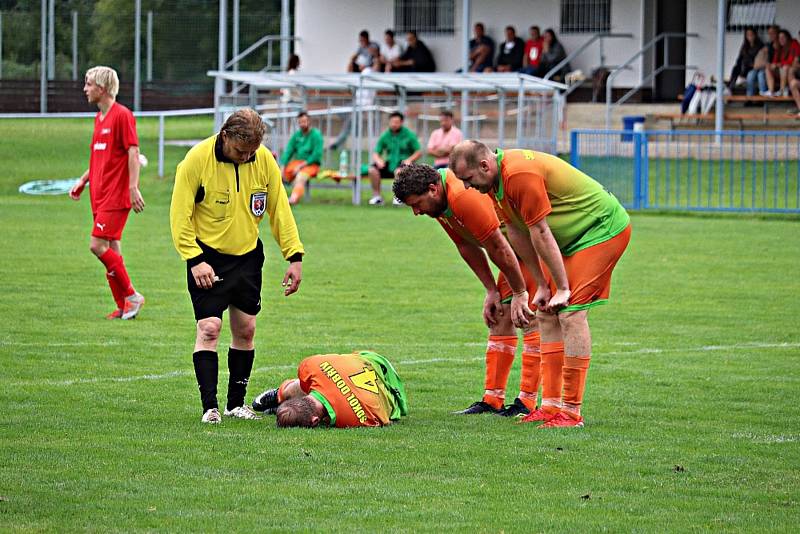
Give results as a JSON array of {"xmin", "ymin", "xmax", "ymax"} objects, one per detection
[
  {"xmin": 436, "ymin": 168, "xmax": 500, "ymax": 247},
  {"xmin": 492, "ymin": 149, "xmax": 629, "ymax": 256},
  {"xmin": 298, "ymin": 353, "xmax": 397, "ymax": 428}
]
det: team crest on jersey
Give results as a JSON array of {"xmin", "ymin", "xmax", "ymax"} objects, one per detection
[{"xmin": 250, "ymin": 192, "xmax": 267, "ymax": 216}]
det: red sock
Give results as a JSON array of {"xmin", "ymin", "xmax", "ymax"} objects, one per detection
[
  {"xmin": 483, "ymin": 334, "xmax": 517, "ymax": 409},
  {"xmin": 99, "ymin": 249, "xmax": 135, "ymax": 298},
  {"xmin": 540, "ymin": 341, "xmax": 565, "ymax": 414},
  {"xmin": 105, "ymin": 272, "xmax": 125, "ymax": 309},
  {"xmin": 518, "ymin": 331, "xmax": 541, "ymax": 410}
]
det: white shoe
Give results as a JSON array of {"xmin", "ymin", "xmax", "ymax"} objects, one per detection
[
  {"xmin": 392, "ymin": 197, "xmax": 404, "ymax": 206},
  {"xmin": 223, "ymin": 405, "xmax": 262, "ymax": 420},
  {"xmin": 759, "ymin": 90, "xmax": 773, "ymax": 97},
  {"xmin": 201, "ymin": 408, "xmax": 221, "ymax": 424},
  {"xmin": 368, "ymin": 195, "xmax": 384, "ymax": 206},
  {"xmin": 782, "ymin": 87, "xmax": 790, "ymax": 96},
  {"xmin": 121, "ymin": 292, "xmax": 145, "ymax": 320}
]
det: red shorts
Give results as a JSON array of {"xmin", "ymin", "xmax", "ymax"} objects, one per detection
[
  {"xmin": 91, "ymin": 209, "xmax": 130, "ymax": 241},
  {"xmin": 283, "ymin": 161, "xmax": 320, "ymax": 182},
  {"xmin": 548, "ymin": 224, "xmax": 632, "ymax": 312},
  {"xmin": 497, "ymin": 261, "xmax": 538, "ymax": 308}
]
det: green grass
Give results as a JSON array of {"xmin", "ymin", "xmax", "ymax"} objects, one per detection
[{"xmin": 1, "ymin": 119, "xmax": 800, "ymax": 532}]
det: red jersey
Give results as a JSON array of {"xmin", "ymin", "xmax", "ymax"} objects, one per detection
[
  {"xmin": 436, "ymin": 168, "xmax": 500, "ymax": 248},
  {"xmin": 88, "ymin": 102, "xmax": 139, "ymax": 211},
  {"xmin": 524, "ymin": 38, "xmax": 543, "ymax": 67},
  {"xmin": 774, "ymin": 40, "xmax": 800, "ymax": 66}
]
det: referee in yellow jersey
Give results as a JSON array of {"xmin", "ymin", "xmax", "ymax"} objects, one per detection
[{"xmin": 170, "ymin": 108, "xmax": 305, "ymax": 424}]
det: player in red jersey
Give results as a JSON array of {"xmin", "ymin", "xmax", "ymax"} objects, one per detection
[{"xmin": 70, "ymin": 66, "xmax": 145, "ymax": 320}]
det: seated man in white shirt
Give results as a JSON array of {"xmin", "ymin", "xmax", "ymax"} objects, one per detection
[{"xmin": 379, "ymin": 30, "xmax": 403, "ymax": 72}]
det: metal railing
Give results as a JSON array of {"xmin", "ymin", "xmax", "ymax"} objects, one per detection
[
  {"xmin": 570, "ymin": 129, "xmax": 800, "ymax": 213},
  {"xmin": 605, "ymin": 32, "xmax": 699, "ymax": 129},
  {"xmin": 543, "ymin": 32, "xmax": 633, "ymax": 98}
]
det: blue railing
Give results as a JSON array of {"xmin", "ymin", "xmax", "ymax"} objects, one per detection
[{"xmin": 570, "ymin": 129, "xmax": 800, "ymax": 213}]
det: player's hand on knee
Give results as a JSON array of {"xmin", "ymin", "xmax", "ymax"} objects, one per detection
[
  {"xmin": 191, "ymin": 262, "xmax": 216, "ymax": 289},
  {"xmin": 532, "ymin": 285, "xmax": 551, "ymax": 311},
  {"xmin": 548, "ymin": 289, "xmax": 571, "ymax": 312},
  {"xmin": 482, "ymin": 289, "xmax": 502, "ymax": 327},
  {"xmin": 510, "ymin": 291, "xmax": 533, "ymax": 329}
]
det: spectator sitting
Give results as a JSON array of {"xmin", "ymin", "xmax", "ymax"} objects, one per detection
[
  {"xmin": 426, "ymin": 110, "xmax": 463, "ymax": 169},
  {"xmin": 495, "ymin": 26, "xmax": 525, "ymax": 72},
  {"xmin": 789, "ymin": 31, "xmax": 800, "ymax": 116},
  {"xmin": 280, "ymin": 54, "xmax": 301, "ymax": 103},
  {"xmin": 751, "ymin": 25, "xmax": 780, "ymax": 96},
  {"xmin": 391, "ymin": 31, "xmax": 436, "ymax": 72},
  {"xmin": 766, "ymin": 29, "xmax": 800, "ymax": 96},
  {"xmin": 280, "ymin": 111, "xmax": 324, "ymax": 205},
  {"xmin": 368, "ymin": 111, "xmax": 422, "ymax": 206},
  {"xmin": 468, "ymin": 23, "xmax": 495, "ymax": 72},
  {"xmin": 729, "ymin": 27, "xmax": 762, "ymax": 93},
  {"xmin": 529, "ymin": 28, "xmax": 568, "ymax": 79},
  {"xmin": 523, "ymin": 26, "xmax": 543, "ymax": 75},
  {"xmin": 348, "ymin": 30, "xmax": 379, "ymax": 72},
  {"xmin": 379, "ymin": 30, "xmax": 404, "ymax": 72}
]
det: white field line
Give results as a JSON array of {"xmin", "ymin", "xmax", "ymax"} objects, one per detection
[{"xmin": 6, "ymin": 341, "xmax": 799, "ymax": 388}]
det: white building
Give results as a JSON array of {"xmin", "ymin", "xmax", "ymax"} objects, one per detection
[{"xmin": 295, "ymin": 0, "xmax": 800, "ymax": 99}]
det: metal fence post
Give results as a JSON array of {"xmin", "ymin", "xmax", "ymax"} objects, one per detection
[
  {"xmin": 40, "ymin": 0, "xmax": 47, "ymax": 113},
  {"xmin": 633, "ymin": 131, "xmax": 642, "ymax": 209},
  {"xmin": 641, "ymin": 131, "xmax": 649, "ymax": 208},
  {"xmin": 146, "ymin": 11, "xmax": 153, "ymax": 82},
  {"xmin": 158, "ymin": 114, "xmax": 165, "ymax": 178},
  {"xmin": 72, "ymin": 10, "xmax": 78, "ymax": 80},
  {"xmin": 570, "ymin": 130, "xmax": 580, "ymax": 168},
  {"xmin": 134, "ymin": 0, "xmax": 141, "ymax": 111},
  {"xmin": 0, "ymin": 12, "xmax": 4, "ymax": 80},
  {"xmin": 47, "ymin": 0, "xmax": 54, "ymax": 80}
]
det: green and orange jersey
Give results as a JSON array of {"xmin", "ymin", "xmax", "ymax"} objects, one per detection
[
  {"xmin": 492, "ymin": 148, "xmax": 630, "ymax": 256},
  {"xmin": 298, "ymin": 352, "xmax": 408, "ymax": 428},
  {"xmin": 436, "ymin": 168, "xmax": 500, "ymax": 248}
]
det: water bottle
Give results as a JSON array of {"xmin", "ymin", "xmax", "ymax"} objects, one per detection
[{"xmin": 339, "ymin": 150, "xmax": 349, "ymax": 176}]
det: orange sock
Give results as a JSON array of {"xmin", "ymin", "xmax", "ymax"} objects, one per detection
[
  {"xmin": 482, "ymin": 334, "xmax": 517, "ymax": 409},
  {"xmin": 518, "ymin": 331, "xmax": 541, "ymax": 410},
  {"xmin": 540, "ymin": 341, "xmax": 564, "ymax": 414},
  {"xmin": 563, "ymin": 355, "xmax": 591, "ymax": 417}
]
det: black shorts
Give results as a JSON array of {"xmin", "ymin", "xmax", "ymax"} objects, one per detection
[
  {"xmin": 187, "ymin": 240, "xmax": 264, "ymax": 320},
  {"xmin": 372, "ymin": 163, "xmax": 396, "ymax": 179}
]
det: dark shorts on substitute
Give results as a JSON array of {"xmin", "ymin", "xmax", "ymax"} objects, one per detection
[
  {"xmin": 187, "ymin": 239, "xmax": 265, "ymax": 320},
  {"xmin": 372, "ymin": 163, "xmax": 397, "ymax": 179}
]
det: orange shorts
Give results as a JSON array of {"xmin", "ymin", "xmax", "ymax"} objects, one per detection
[
  {"xmin": 283, "ymin": 161, "xmax": 320, "ymax": 182},
  {"xmin": 497, "ymin": 261, "xmax": 538, "ymax": 308},
  {"xmin": 91, "ymin": 209, "xmax": 130, "ymax": 241},
  {"xmin": 548, "ymin": 224, "xmax": 632, "ymax": 312}
]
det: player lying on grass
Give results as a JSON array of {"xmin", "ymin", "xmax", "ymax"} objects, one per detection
[
  {"xmin": 393, "ymin": 164, "xmax": 542, "ymax": 417},
  {"xmin": 450, "ymin": 140, "xmax": 631, "ymax": 428},
  {"xmin": 251, "ymin": 351, "xmax": 408, "ymax": 428}
]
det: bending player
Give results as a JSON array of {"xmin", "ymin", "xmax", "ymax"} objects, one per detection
[
  {"xmin": 450, "ymin": 141, "xmax": 631, "ymax": 428},
  {"xmin": 251, "ymin": 351, "xmax": 408, "ymax": 428},
  {"xmin": 70, "ymin": 66, "xmax": 145, "ymax": 320},
  {"xmin": 393, "ymin": 164, "xmax": 544, "ymax": 417}
]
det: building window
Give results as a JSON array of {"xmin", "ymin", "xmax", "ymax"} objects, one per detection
[
  {"xmin": 394, "ymin": 0, "xmax": 455, "ymax": 36},
  {"xmin": 560, "ymin": 0, "xmax": 611, "ymax": 34},
  {"xmin": 726, "ymin": 0, "xmax": 775, "ymax": 32}
]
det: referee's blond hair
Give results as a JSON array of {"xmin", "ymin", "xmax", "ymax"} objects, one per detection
[
  {"xmin": 85, "ymin": 66, "xmax": 120, "ymax": 98},
  {"xmin": 221, "ymin": 108, "xmax": 267, "ymax": 145}
]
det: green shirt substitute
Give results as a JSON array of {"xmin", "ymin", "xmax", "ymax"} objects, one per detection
[
  {"xmin": 279, "ymin": 128, "xmax": 324, "ymax": 166},
  {"xmin": 374, "ymin": 126, "xmax": 421, "ymax": 172}
]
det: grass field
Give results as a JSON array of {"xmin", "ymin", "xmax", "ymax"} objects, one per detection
[{"xmin": 1, "ymin": 117, "xmax": 800, "ymax": 531}]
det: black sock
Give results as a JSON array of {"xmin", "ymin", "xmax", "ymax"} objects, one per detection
[
  {"xmin": 226, "ymin": 347, "xmax": 255, "ymax": 410},
  {"xmin": 193, "ymin": 350, "xmax": 218, "ymax": 413}
]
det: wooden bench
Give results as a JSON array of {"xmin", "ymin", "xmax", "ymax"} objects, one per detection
[{"xmin": 652, "ymin": 111, "xmax": 800, "ymax": 130}]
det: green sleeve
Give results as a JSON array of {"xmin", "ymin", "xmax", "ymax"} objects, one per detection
[
  {"xmin": 309, "ymin": 129, "xmax": 324, "ymax": 165},
  {"xmin": 280, "ymin": 133, "xmax": 297, "ymax": 166},
  {"xmin": 375, "ymin": 132, "xmax": 387, "ymax": 155}
]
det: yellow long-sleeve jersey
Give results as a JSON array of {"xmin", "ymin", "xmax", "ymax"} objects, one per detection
[{"xmin": 170, "ymin": 135, "xmax": 304, "ymax": 264}]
